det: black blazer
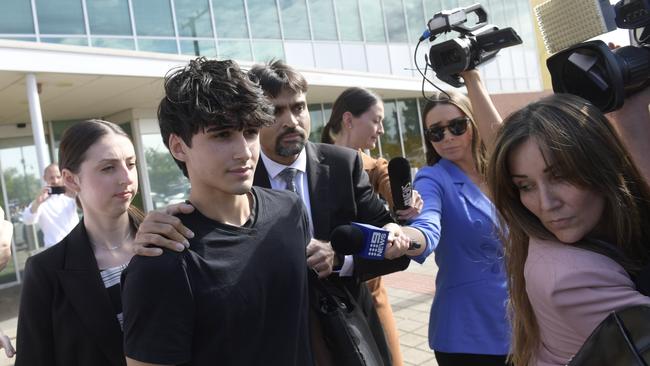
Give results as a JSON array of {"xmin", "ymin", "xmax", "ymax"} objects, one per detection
[
  {"xmin": 254, "ymin": 141, "xmax": 410, "ymax": 282},
  {"xmin": 15, "ymin": 221, "xmax": 125, "ymax": 366},
  {"xmin": 254, "ymin": 142, "xmax": 409, "ymax": 365}
]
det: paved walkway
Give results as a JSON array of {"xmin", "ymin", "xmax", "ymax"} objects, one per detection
[{"xmin": 0, "ymin": 258, "xmax": 439, "ymax": 366}]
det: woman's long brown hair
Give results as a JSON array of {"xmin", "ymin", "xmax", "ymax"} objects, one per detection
[{"xmin": 487, "ymin": 94, "xmax": 650, "ymax": 365}]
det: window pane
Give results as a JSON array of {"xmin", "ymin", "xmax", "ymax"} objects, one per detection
[
  {"xmin": 284, "ymin": 41, "xmax": 315, "ymax": 68},
  {"xmin": 142, "ymin": 134, "xmax": 190, "ymax": 210},
  {"xmin": 213, "ymin": 0, "xmax": 248, "ymax": 38},
  {"xmin": 279, "ymin": 0, "xmax": 310, "ymax": 40},
  {"xmin": 398, "ymin": 99, "xmax": 426, "ymax": 167},
  {"xmin": 366, "ymin": 44, "xmax": 390, "ymax": 73},
  {"xmin": 91, "ymin": 37, "xmax": 135, "ymax": 50},
  {"xmin": 380, "ymin": 100, "xmax": 402, "ymax": 160},
  {"xmin": 0, "ymin": 37, "xmax": 37, "ymax": 42},
  {"xmin": 313, "ymin": 42, "xmax": 341, "ymax": 70},
  {"xmin": 308, "ymin": 104, "xmax": 323, "ymax": 142},
  {"xmin": 309, "ymin": 0, "xmax": 337, "ymax": 41},
  {"xmin": 35, "ymin": 0, "xmax": 85, "ymax": 34},
  {"xmin": 180, "ymin": 39, "xmax": 216, "ymax": 56},
  {"xmin": 359, "ymin": 0, "xmax": 385, "ymax": 42},
  {"xmin": 253, "ymin": 41, "xmax": 284, "ymax": 62},
  {"xmin": 383, "ymin": 0, "xmax": 408, "ymax": 42},
  {"xmin": 138, "ymin": 38, "xmax": 178, "ymax": 54},
  {"xmin": 41, "ymin": 37, "xmax": 88, "ymax": 46},
  {"xmin": 174, "ymin": 0, "xmax": 213, "ymax": 38},
  {"xmin": 0, "ymin": 0, "xmax": 34, "ymax": 34},
  {"xmin": 247, "ymin": 0, "xmax": 281, "ymax": 39},
  {"xmin": 133, "ymin": 0, "xmax": 174, "ymax": 36},
  {"xmin": 404, "ymin": 0, "xmax": 425, "ymax": 43},
  {"xmin": 87, "ymin": 0, "xmax": 132, "ymax": 35},
  {"xmin": 334, "ymin": 0, "xmax": 362, "ymax": 41},
  {"xmin": 340, "ymin": 43, "xmax": 366, "ymax": 71},
  {"xmin": 218, "ymin": 40, "xmax": 252, "ymax": 61},
  {"xmin": 323, "ymin": 103, "xmax": 333, "ymax": 124},
  {"xmin": 389, "ymin": 44, "xmax": 412, "ymax": 76}
]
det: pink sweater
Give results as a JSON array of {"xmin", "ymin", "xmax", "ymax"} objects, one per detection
[{"xmin": 525, "ymin": 237, "xmax": 650, "ymax": 366}]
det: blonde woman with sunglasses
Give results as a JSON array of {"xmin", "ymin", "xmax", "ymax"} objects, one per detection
[{"xmin": 406, "ymin": 69, "xmax": 510, "ymax": 366}]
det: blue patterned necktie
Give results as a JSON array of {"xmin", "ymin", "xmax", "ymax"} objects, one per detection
[{"xmin": 278, "ymin": 168, "xmax": 298, "ymax": 194}]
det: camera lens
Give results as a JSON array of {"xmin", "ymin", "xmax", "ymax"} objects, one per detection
[{"xmin": 561, "ymin": 49, "xmax": 614, "ymax": 111}]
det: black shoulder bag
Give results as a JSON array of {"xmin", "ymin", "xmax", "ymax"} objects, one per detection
[
  {"xmin": 567, "ymin": 305, "xmax": 650, "ymax": 366},
  {"xmin": 309, "ymin": 273, "xmax": 385, "ymax": 366},
  {"xmin": 568, "ymin": 243, "xmax": 650, "ymax": 366}
]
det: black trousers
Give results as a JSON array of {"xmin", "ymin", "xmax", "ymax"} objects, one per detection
[{"xmin": 434, "ymin": 351, "xmax": 510, "ymax": 366}]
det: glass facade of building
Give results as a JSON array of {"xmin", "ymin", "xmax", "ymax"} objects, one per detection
[
  {"xmin": 0, "ymin": 0, "xmax": 543, "ymax": 286},
  {"xmin": 0, "ymin": 0, "xmax": 540, "ymax": 89}
]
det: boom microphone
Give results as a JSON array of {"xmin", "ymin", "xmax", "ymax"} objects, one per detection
[
  {"xmin": 387, "ymin": 157, "xmax": 413, "ymax": 211},
  {"xmin": 534, "ymin": 0, "xmax": 616, "ymax": 54}
]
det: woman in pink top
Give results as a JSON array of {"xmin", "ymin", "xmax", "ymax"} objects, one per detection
[{"xmin": 487, "ymin": 93, "xmax": 650, "ymax": 366}]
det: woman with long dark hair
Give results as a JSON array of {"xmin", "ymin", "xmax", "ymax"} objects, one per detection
[
  {"xmin": 488, "ymin": 94, "xmax": 650, "ymax": 366},
  {"xmin": 15, "ymin": 120, "xmax": 143, "ymax": 366}
]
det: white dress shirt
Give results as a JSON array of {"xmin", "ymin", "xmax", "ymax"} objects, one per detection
[
  {"xmin": 259, "ymin": 149, "xmax": 354, "ymax": 275},
  {"xmin": 22, "ymin": 194, "xmax": 79, "ymax": 247}
]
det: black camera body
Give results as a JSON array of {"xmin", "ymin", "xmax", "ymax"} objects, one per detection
[
  {"xmin": 546, "ymin": 0, "xmax": 650, "ymax": 112},
  {"xmin": 426, "ymin": 4, "xmax": 522, "ymax": 87},
  {"xmin": 48, "ymin": 186, "xmax": 66, "ymax": 195}
]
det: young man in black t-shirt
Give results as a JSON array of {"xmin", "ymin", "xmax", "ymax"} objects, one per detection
[{"xmin": 121, "ymin": 58, "xmax": 312, "ymax": 366}]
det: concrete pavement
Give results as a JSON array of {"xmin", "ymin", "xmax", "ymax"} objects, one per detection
[{"xmin": 0, "ymin": 258, "xmax": 439, "ymax": 366}]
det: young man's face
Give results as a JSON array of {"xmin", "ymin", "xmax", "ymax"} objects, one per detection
[
  {"xmin": 172, "ymin": 127, "xmax": 261, "ymax": 198},
  {"xmin": 260, "ymin": 90, "xmax": 311, "ymax": 165}
]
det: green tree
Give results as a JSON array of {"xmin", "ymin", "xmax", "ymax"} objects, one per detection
[
  {"xmin": 144, "ymin": 147, "xmax": 188, "ymax": 206},
  {"xmin": 3, "ymin": 166, "xmax": 41, "ymax": 211}
]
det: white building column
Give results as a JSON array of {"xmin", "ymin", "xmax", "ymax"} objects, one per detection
[
  {"xmin": 131, "ymin": 119, "xmax": 154, "ymax": 212},
  {"xmin": 26, "ymin": 74, "xmax": 50, "ymax": 174}
]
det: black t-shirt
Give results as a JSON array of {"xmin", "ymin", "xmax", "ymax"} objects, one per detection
[{"xmin": 122, "ymin": 187, "xmax": 312, "ymax": 365}]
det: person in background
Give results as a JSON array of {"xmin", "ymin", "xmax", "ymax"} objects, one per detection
[
  {"xmin": 21, "ymin": 163, "xmax": 78, "ymax": 248},
  {"xmin": 0, "ymin": 206, "xmax": 15, "ymax": 358},
  {"xmin": 406, "ymin": 69, "xmax": 511, "ymax": 365},
  {"xmin": 15, "ymin": 120, "xmax": 143, "ymax": 366},
  {"xmin": 321, "ymin": 86, "xmax": 424, "ymax": 366},
  {"xmin": 488, "ymin": 93, "xmax": 650, "ymax": 366}
]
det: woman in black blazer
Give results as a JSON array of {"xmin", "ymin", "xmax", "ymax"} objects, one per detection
[{"xmin": 15, "ymin": 120, "xmax": 143, "ymax": 366}]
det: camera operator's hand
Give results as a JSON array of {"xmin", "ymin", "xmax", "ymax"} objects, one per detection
[
  {"xmin": 30, "ymin": 187, "xmax": 51, "ymax": 214},
  {"xmin": 607, "ymin": 85, "xmax": 650, "ymax": 183},
  {"xmin": 460, "ymin": 69, "xmax": 502, "ymax": 150}
]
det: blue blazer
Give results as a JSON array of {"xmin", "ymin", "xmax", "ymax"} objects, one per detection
[{"xmin": 409, "ymin": 159, "xmax": 510, "ymax": 355}]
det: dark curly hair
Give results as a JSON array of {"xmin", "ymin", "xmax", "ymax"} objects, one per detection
[{"xmin": 158, "ymin": 57, "xmax": 275, "ymax": 177}]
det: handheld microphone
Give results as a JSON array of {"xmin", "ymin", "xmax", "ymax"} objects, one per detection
[
  {"xmin": 330, "ymin": 222, "xmax": 421, "ymax": 260},
  {"xmin": 534, "ymin": 0, "xmax": 616, "ymax": 54},
  {"xmin": 388, "ymin": 157, "xmax": 413, "ymax": 211},
  {"xmin": 330, "ymin": 223, "xmax": 389, "ymax": 260}
]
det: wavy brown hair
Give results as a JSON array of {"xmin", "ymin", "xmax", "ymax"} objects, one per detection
[
  {"xmin": 421, "ymin": 91, "xmax": 488, "ymax": 175},
  {"xmin": 487, "ymin": 94, "xmax": 650, "ymax": 365}
]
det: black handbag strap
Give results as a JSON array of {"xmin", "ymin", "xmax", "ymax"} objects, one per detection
[
  {"xmin": 614, "ymin": 311, "xmax": 648, "ymax": 366},
  {"xmin": 308, "ymin": 270, "xmax": 356, "ymax": 312}
]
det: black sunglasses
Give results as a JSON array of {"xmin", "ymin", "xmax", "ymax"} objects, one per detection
[{"xmin": 424, "ymin": 116, "xmax": 470, "ymax": 142}]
